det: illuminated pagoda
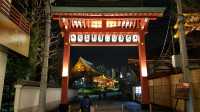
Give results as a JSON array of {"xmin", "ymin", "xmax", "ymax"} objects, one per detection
[
  {"xmin": 71, "ymin": 57, "xmax": 119, "ymax": 90},
  {"xmin": 93, "ymin": 75, "xmax": 118, "ymax": 90},
  {"xmin": 71, "ymin": 57, "xmax": 98, "ymax": 78}
]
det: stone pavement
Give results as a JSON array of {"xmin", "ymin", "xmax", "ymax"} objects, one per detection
[{"xmin": 66, "ymin": 100, "xmax": 172, "ymax": 112}]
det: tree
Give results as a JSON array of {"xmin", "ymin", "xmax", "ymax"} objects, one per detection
[
  {"xmin": 38, "ymin": 0, "xmax": 51, "ymax": 111},
  {"xmin": 11, "ymin": 0, "xmax": 45, "ymax": 80},
  {"xmin": 96, "ymin": 65, "xmax": 108, "ymax": 74}
]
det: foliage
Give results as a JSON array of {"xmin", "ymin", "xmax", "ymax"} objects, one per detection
[
  {"xmin": 5, "ymin": 57, "xmax": 31, "ymax": 84},
  {"xmin": 5, "ymin": 0, "xmax": 45, "ymax": 82},
  {"xmin": 6, "ymin": 0, "xmax": 62, "ymax": 85}
]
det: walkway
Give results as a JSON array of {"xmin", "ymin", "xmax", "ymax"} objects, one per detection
[{"xmin": 67, "ymin": 100, "xmax": 172, "ymax": 112}]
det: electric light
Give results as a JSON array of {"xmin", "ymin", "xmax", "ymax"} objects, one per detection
[
  {"xmin": 141, "ymin": 65, "xmax": 147, "ymax": 77},
  {"xmin": 120, "ymin": 72, "xmax": 123, "ymax": 78},
  {"xmin": 64, "ymin": 25, "xmax": 68, "ymax": 30},
  {"xmin": 62, "ymin": 66, "xmax": 68, "ymax": 77},
  {"xmin": 174, "ymin": 23, "xmax": 178, "ymax": 29},
  {"xmin": 144, "ymin": 18, "xmax": 149, "ymax": 22},
  {"xmin": 174, "ymin": 32, "xmax": 179, "ymax": 39}
]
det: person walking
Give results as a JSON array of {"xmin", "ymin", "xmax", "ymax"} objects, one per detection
[{"xmin": 80, "ymin": 95, "xmax": 93, "ymax": 112}]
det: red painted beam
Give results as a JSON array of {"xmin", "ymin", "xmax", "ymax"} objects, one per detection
[
  {"xmin": 138, "ymin": 31, "xmax": 150, "ymax": 104},
  {"xmin": 61, "ymin": 32, "xmax": 70, "ymax": 105},
  {"xmin": 70, "ymin": 43, "xmax": 138, "ymax": 47},
  {"xmin": 68, "ymin": 28, "xmax": 142, "ymax": 32},
  {"xmin": 61, "ymin": 77, "xmax": 68, "ymax": 104}
]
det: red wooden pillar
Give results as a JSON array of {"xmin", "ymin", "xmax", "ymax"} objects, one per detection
[
  {"xmin": 138, "ymin": 31, "xmax": 150, "ymax": 105},
  {"xmin": 61, "ymin": 31, "xmax": 70, "ymax": 105}
]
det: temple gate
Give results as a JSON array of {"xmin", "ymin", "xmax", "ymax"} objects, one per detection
[{"xmin": 52, "ymin": 6, "xmax": 164, "ymax": 106}]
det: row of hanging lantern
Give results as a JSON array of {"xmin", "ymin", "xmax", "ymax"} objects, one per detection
[
  {"xmin": 69, "ymin": 19, "xmax": 143, "ymax": 29},
  {"xmin": 69, "ymin": 33, "xmax": 139, "ymax": 43}
]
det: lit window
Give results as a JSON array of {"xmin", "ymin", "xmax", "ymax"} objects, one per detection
[{"xmin": 91, "ymin": 20, "xmax": 102, "ymax": 28}]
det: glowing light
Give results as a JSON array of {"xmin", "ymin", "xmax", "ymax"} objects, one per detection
[
  {"xmin": 82, "ymin": 77, "xmax": 85, "ymax": 81},
  {"xmin": 72, "ymin": 20, "xmax": 83, "ymax": 28},
  {"xmin": 174, "ymin": 32, "xmax": 179, "ymax": 38},
  {"xmin": 69, "ymin": 33, "xmax": 139, "ymax": 43},
  {"xmin": 136, "ymin": 86, "xmax": 141, "ymax": 94},
  {"xmin": 144, "ymin": 18, "xmax": 149, "ymax": 22},
  {"xmin": 141, "ymin": 65, "xmax": 147, "ymax": 77},
  {"xmin": 65, "ymin": 25, "xmax": 68, "ymax": 30},
  {"xmin": 70, "ymin": 34, "xmax": 76, "ymax": 42},
  {"xmin": 120, "ymin": 72, "xmax": 123, "ymax": 78},
  {"xmin": 62, "ymin": 66, "xmax": 68, "ymax": 77},
  {"xmin": 91, "ymin": 20, "xmax": 102, "ymax": 28},
  {"xmin": 141, "ymin": 26, "xmax": 144, "ymax": 29},
  {"xmin": 174, "ymin": 23, "xmax": 178, "ymax": 29},
  {"xmin": 106, "ymin": 20, "xmax": 117, "ymax": 28}
]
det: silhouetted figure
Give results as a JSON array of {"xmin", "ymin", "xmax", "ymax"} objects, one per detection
[{"xmin": 80, "ymin": 95, "xmax": 92, "ymax": 112}]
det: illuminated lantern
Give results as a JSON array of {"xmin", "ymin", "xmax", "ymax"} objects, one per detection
[
  {"xmin": 91, "ymin": 34, "xmax": 97, "ymax": 42},
  {"xmin": 122, "ymin": 21, "xmax": 126, "ymax": 28},
  {"xmin": 111, "ymin": 34, "xmax": 117, "ymax": 42},
  {"xmin": 118, "ymin": 35, "xmax": 124, "ymax": 42},
  {"xmin": 129, "ymin": 21, "xmax": 133, "ymax": 28},
  {"xmin": 125, "ymin": 20, "xmax": 129, "ymax": 28},
  {"xmin": 84, "ymin": 34, "xmax": 90, "ymax": 42},
  {"xmin": 133, "ymin": 20, "xmax": 136, "ymax": 28},
  {"xmin": 73, "ymin": 20, "xmax": 78, "ymax": 28},
  {"xmin": 98, "ymin": 34, "xmax": 104, "ymax": 42},
  {"xmin": 117, "ymin": 20, "xmax": 121, "ymax": 27},
  {"xmin": 70, "ymin": 34, "xmax": 76, "ymax": 42},
  {"xmin": 132, "ymin": 34, "xmax": 139, "ymax": 42},
  {"xmin": 105, "ymin": 34, "xmax": 111, "ymax": 42},
  {"xmin": 77, "ymin": 34, "xmax": 84, "ymax": 42},
  {"xmin": 77, "ymin": 20, "xmax": 82, "ymax": 28},
  {"xmin": 125, "ymin": 35, "xmax": 132, "ymax": 42}
]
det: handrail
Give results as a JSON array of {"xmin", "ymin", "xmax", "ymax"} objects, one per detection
[{"xmin": 0, "ymin": 0, "xmax": 30, "ymax": 33}]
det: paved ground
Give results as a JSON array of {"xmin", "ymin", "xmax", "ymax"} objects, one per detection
[{"xmin": 66, "ymin": 100, "xmax": 172, "ymax": 112}]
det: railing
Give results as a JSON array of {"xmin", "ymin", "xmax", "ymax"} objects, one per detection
[{"xmin": 0, "ymin": 0, "xmax": 30, "ymax": 33}]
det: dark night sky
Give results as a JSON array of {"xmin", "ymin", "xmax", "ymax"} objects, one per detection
[
  {"xmin": 70, "ymin": 17, "xmax": 170, "ymax": 67},
  {"xmin": 69, "ymin": 16, "xmax": 171, "ymax": 66},
  {"xmin": 71, "ymin": 46, "xmax": 138, "ymax": 67}
]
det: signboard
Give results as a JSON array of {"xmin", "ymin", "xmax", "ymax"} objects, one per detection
[
  {"xmin": 69, "ymin": 32, "xmax": 139, "ymax": 46},
  {"xmin": 0, "ymin": 12, "xmax": 30, "ymax": 57},
  {"xmin": 175, "ymin": 82, "xmax": 190, "ymax": 99}
]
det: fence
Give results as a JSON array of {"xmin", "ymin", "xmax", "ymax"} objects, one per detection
[
  {"xmin": 14, "ymin": 83, "xmax": 78, "ymax": 112},
  {"xmin": 149, "ymin": 69, "xmax": 200, "ymax": 112},
  {"xmin": 0, "ymin": 0, "xmax": 30, "ymax": 33}
]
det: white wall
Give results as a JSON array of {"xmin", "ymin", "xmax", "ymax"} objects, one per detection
[
  {"xmin": 14, "ymin": 85, "xmax": 78, "ymax": 112},
  {"xmin": 0, "ymin": 51, "xmax": 7, "ymax": 108}
]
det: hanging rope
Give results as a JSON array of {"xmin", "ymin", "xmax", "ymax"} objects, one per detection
[
  {"xmin": 171, "ymin": 27, "xmax": 176, "ymax": 55},
  {"xmin": 159, "ymin": 16, "xmax": 171, "ymax": 58}
]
